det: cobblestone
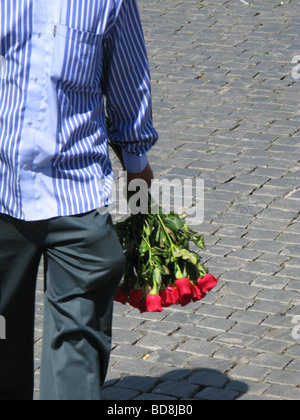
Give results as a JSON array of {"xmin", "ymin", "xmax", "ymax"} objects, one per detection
[{"xmin": 34, "ymin": 0, "xmax": 299, "ymax": 400}]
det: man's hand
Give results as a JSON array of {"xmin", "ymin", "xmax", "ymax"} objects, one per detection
[{"xmin": 127, "ymin": 162, "xmax": 154, "ymax": 189}]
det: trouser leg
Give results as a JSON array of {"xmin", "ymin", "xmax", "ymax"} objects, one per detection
[
  {"xmin": 0, "ymin": 214, "xmax": 42, "ymax": 400},
  {"xmin": 39, "ymin": 211, "xmax": 125, "ymax": 400}
]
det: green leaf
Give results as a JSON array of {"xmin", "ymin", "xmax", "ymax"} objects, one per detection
[
  {"xmin": 152, "ymin": 246, "xmax": 166, "ymax": 256},
  {"xmin": 139, "ymin": 239, "xmax": 149, "ymax": 254},
  {"xmin": 163, "ymin": 215, "xmax": 185, "ymax": 231},
  {"xmin": 197, "ymin": 262, "xmax": 208, "ymax": 277},
  {"xmin": 159, "ymin": 229, "xmax": 168, "ymax": 247},
  {"xmin": 182, "ymin": 238, "xmax": 189, "ymax": 249},
  {"xmin": 173, "ymin": 249, "xmax": 199, "ymax": 265},
  {"xmin": 155, "ymin": 226, "xmax": 161, "ymax": 243},
  {"xmin": 152, "ymin": 255, "xmax": 163, "ymax": 268},
  {"xmin": 162, "ymin": 265, "xmax": 170, "ymax": 276},
  {"xmin": 153, "ymin": 267, "xmax": 162, "ymax": 287},
  {"xmin": 144, "ymin": 224, "xmax": 151, "ymax": 237},
  {"xmin": 192, "ymin": 235, "xmax": 206, "ymax": 250}
]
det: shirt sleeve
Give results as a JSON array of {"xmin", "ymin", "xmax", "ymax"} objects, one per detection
[
  {"xmin": 101, "ymin": 0, "xmax": 158, "ymax": 156},
  {"xmin": 122, "ymin": 150, "xmax": 148, "ymax": 173}
]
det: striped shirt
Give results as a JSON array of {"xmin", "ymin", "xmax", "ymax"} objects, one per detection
[{"xmin": 0, "ymin": 0, "xmax": 158, "ymax": 221}]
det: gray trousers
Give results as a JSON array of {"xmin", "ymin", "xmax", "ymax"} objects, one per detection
[{"xmin": 0, "ymin": 211, "xmax": 125, "ymax": 400}]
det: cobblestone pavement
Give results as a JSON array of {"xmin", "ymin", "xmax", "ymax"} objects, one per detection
[{"xmin": 34, "ymin": 0, "xmax": 300, "ymax": 400}]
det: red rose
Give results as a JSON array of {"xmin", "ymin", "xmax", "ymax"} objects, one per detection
[
  {"xmin": 180, "ymin": 294, "xmax": 192, "ymax": 307},
  {"xmin": 127, "ymin": 289, "xmax": 143, "ymax": 309},
  {"xmin": 139, "ymin": 298, "xmax": 147, "ymax": 313},
  {"xmin": 175, "ymin": 278, "xmax": 193, "ymax": 298},
  {"xmin": 192, "ymin": 284, "xmax": 205, "ymax": 302},
  {"xmin": 114, "ymin": 286, "xmax": 128, "ymax": 305},
  {"xmin": 175, "ymin": 278, "xmax": 193, "ymax": 306},
  {"xmin": 197, "ymin": 274, "xmax": 218, "ymax": 294},
  {"xmin": 171, "ymin": 286, "xmax": 180, "ymax": 305},
  {"xmin": 160, "ymin": 287, "xmax": 174, "ymax": 307},
  {"xmin": 145, "ymin": 294, "xmax": 163, "ymax": 312}
]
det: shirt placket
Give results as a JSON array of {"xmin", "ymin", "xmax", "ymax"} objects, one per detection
[{"xmin": 18, "ymin": 2, "xmax": 52, "ymax": 219}]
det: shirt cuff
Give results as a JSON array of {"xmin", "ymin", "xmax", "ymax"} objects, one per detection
[{"xmin": 122, "ymin": 150, "xmax": 148, "ymax": 173}]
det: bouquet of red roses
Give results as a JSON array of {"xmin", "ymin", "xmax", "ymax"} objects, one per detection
[{"xmin": 109, "ymin": 140, "xmax": 218, "ymax": 313}]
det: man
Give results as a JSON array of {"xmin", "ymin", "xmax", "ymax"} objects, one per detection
[{"xmin": 0, "ymin": 0, "xmax": 158, "ymax": 400}]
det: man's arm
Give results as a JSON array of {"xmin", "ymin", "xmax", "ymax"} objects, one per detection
[
  {"xmin": 101, "ymin": 0, "xmax": 158, "ymax": 185},
  {"xmin": 122, "ymin": 150, "xmax": 153, "ymax": 188},
  {"xmin": 127, "ymin": 162, "xmax": 154, "ymax": 189}
]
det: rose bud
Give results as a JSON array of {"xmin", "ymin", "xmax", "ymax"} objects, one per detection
[
  {"xmin": 197, "ymin": 274, "xmax": 218, "ymax": 294},
  {"xmin": 114, "ymin": 286, "xmax": 128, "ymax": 305},
  {"xmin": 175, "ymin": 278, "xmax": 193, "ymax": 307},
  {"xmin": 175, "ymin": 278, "xmax": 193, "ymax": 299},
  {"xmin": 160, "ymin": 287, "xmax": 174, "ymax": 307},
  {"xmin": 139, "ymin": 298, "xmax": 147, "ymax": 313},
  {"xmin": 192, "ymin": 284, "xmax": 205, "ymax": 302},
  {"xmin": 180, "ymin": 294, "xmax": 192, "ymax": 307},
  {"xmin": 171, "ymin": 286, "xmax": 180, "ymax": 305},
  {"xmin": 127, "ymin": 289, "xmax": 143, "ymax": 309},
  {"xmin": 145, "ymin": 294, "xmax": 163, "ymax": 312}
]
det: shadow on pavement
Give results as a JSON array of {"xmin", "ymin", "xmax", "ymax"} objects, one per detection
[{"xmin": 103, "ymin": 368, "xmax": 249, "ymax": 400}]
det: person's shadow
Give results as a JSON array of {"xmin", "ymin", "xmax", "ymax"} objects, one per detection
[{"xmin": 103, "ymin": 368, "xmax": 248, "ymax": 400}]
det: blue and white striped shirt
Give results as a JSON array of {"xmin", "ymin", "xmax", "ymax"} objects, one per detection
[{"xmin": 0, "ymin": 0, "xmax": 158, "ymax": 221}]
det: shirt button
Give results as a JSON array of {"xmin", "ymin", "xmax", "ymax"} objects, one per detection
[
  {"xmin": 23, "ymin": 164, "xmax": 29, "ymax": 171},
  {"xmin": 27, "ymin": 122, "xmax": 33, "ymax": 128}
]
